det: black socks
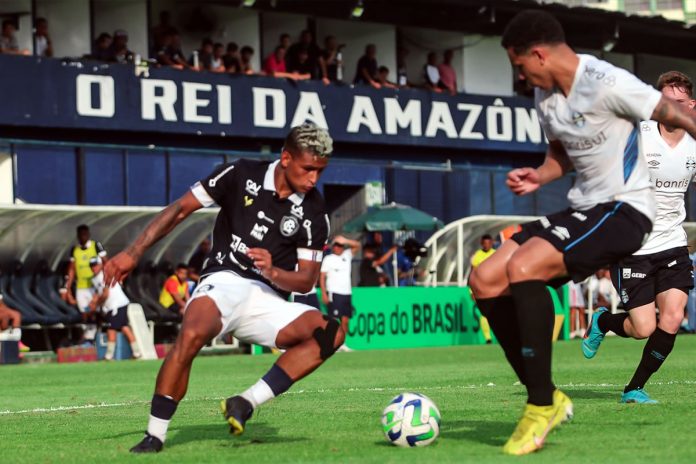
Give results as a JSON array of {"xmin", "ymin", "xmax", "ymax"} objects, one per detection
[
  {"xmin": 598, "ymin": 311, "xmax": 629, "ymax": 337},
  {"xmin": 477, "ymin": 296, "xmax": 527, "ymax": 386},
  {"xmin": 510, "ymin": 280, "xmax": 555, "ymax": 406},
  {"xmin": 151, "ymin": 394, "xmax": 178, "ymax": 421},
  {"xmin": 262, "ymin": 364, "xmax": 294, "ymax": 396},
  {"xmin": 625, "ymin": 327, "xmax": 676, "ymax": 392}
]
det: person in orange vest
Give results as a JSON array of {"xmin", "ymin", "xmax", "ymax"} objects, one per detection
[{"xmin": 159, "ymin": 263, "xmax": 190, "ymax": 315}]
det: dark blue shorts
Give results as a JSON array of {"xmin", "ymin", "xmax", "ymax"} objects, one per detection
[
  {"xmin": 329, "ymin": 293, "xmax": 354, "ymax": 319},
  {"xmin": 105, "ymin": 305, "xmax": 129, "ymax": 330},
  {"xmin": 293, "ymin": 292, "xmax": 320, "ymax": 309}
]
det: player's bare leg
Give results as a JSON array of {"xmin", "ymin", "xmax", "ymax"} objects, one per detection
[
  {"xmin": 131, "ymin": 297, "xmax": 222, "ymax": 453},
  {"xmin": 223, "ymin": 311, "xmax": 345, "ymax": 434}
]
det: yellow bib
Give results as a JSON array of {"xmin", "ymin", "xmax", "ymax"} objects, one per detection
[
  {"xmin": 159, "ymin": 275, "xmax": 187, "ymax": 308},
  {"xmin": 471, "ymin": 248, "xmax": 496, "ymax": 268},
  {"xmin": 72, "ymin": 241, "xmax": 98, "ymax": 289}
]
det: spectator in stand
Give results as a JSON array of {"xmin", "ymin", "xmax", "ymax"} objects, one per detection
[
  {"xmin": 396, "ymin": 46, "xmax": 410, "ymax": 87},
  {"xmin": 223, "ymin": 42, "xmax": 240, "ymax": 73},
  {"xmin": 151, "ymin": 10, "xmax": 172, "ymax": 56},
  {"xmin": 568, "ymin": 281, "xmax": 586, "ymax": 339},
  {"xmin": 279, "ymin": 33, "xmax": 291, "ymax": 50},
  {"xmin": 320, "ymin": 236, "xmax": 361, "ymax": 341},
  {"xmin": 320, "ymin": 35, "xmax": 343, "ymax": 84},
  {"xmin": 438, "ymin": 49, "xmax": 457, "ymax": 94},
  {"xmin": 156, "ymin": 29, "xmax": 187, "ymax": 69},
  {"xmin": 0, "ymin": 293, "xmax": 21, "ymax": 330},
  {"xmin": 188, "ymin": 238, "xmax": 211, "ymax": 283},
  {"xmin": 376, "ymin": 66, "xmax": 398, "ymax": 89},
  {"xmin": 92, "ymin": 32, "xmax": 112, "ymax": 61},
  {"xmin": 88, "ymin": 257, "xmax": 142, "ymax": 360},
  {"xmin": 424, "ymin": 51, "xmax": 444, "ymax": 92},
  {"xmin": 239, "ymin": 45, "xmax": 255, "ymax": 74},
  {"xmin": 106, "ymin": 29, "xmax": 134, "ymax": 64},
  {"xmin": 159, "ymin": 263, "xmax": 190, "ymax": 316},
  {"xmin": 0, "ymin": 19, "xmax": 29, "ymax": 55},
  {"xmin": 63, "ymin": 224, "xmax": 108, "ymax": 343},
  {"xmin": 287, "ymin": 46, "xmax": 314, "ymax": 79},
  {"xmin": 354, "ymin": 44, "xmax": 380, "ymax": 88},
  {"xmin": 587, "ymin": 268, "xmax": 614, "ymax": 309},
  {"xmin": 190, "ymin": 37, "xmax": 214, "ymax": 70},
  {"xmin": 286, "ymin": 30, "xmax": 320, "ymax": 77},
  {"xmin": 210, "ymin": 42, "xmax": 225, "ymax": 72},
  {"xmin": 263, "ymin": 45, "xmax": 287, "ymax": 76},
  {"xmin": 33, "ymin": 18, "xmax": 52, "ymax": 57}
]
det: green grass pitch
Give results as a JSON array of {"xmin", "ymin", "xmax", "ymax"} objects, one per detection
[{"xmin": 2, "ymin": 336, "xmax": 696, "ymax": 463}]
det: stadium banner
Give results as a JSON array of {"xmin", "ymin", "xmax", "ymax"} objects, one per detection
[
  {"xmin": 0, "ymin": 56, "xmax": 545, "ymax": 153},
  {"xmin": 341, "ymin": 286, "xmax": 568, "ymax": 350}
]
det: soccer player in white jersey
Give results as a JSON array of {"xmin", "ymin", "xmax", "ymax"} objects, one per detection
[
  {"xmin": 583, "ymin": 71, "xmax": 696, "ymax": 403},
  {"xmin": 104, "ymin": 124, "xmax": 344, "ymax": 453},
  {"xmin": 469, "ymin": 11, "xmax": 696, "ymax": 456}
]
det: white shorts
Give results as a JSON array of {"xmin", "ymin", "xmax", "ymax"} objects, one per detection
[
  {"xmin": 188, "ymin": 271, "xmax": 317, "ymax": 348},
  {"xmin": 76, "ymin": 288, "xmax": 96, "ymax": 313}
]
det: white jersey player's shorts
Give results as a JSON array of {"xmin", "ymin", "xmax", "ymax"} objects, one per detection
[
  {"xmin": 188, "ymin": 271, "xmax": 317, "ymax": 348},
  {"xmin": 75, "ymin": 288, "xmax": 96, "ymax": 312}
]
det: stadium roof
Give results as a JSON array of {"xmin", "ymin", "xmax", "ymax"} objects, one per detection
[{"xmin": 248, "ymin": 0, "xmax": 696, "ymax": 59}]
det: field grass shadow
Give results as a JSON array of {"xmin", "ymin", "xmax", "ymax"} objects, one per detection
[
  {"xmin": 440, "ymin": 420, "xmax": 512, "ymax": 446},
  {"xmin": 167, "ymin": 422, "xmax": 308, "ymax": 448},
  {"xmin": 562, "ymin": 389, "xmax": 618, "ymax": 399}
]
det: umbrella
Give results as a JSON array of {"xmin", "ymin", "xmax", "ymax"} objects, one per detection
[
  {"xmin": 343, "ymin": 202, "xmax": 444, "ymax": 232},
  {"xmin": 343, "ymin": 203, "xmax": 444, "ymax": 286}
]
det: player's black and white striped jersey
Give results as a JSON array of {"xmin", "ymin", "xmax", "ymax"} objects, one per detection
[
  {"xmin": 535, "ymin": 54, "xmax": 662, "ymax": 221},
  {"xmin": 190, "ymin": 159, "xmax": 329, "ymax": 297},
  {"xmin": 635, "ymin": 120, "xmax": 696, "ymax": 255}
]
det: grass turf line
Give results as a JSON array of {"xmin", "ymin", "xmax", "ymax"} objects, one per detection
[{"xmin": 1, "ymin": 336, "xmax": 696, "ymax": 463}]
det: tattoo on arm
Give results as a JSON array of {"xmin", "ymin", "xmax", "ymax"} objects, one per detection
[{"xmin": 125, "ymin": 200, "xmax": 184, "ymax": 262}]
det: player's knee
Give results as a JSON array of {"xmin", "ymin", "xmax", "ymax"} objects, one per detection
[
  {"xmin": 658, "ymin": 309, "xmax": 683, "ymax": 333},
  {"xmin": 633, "ymin": 320, "xmax": 656, "ymax": 339},
  {"xmin": 176, "ymin": 329, "xmax": 209, "ymax": 359},
  {"xmin": 312, "ymin": 316, "xmax": 341, "ymax": 360},
  {"xmin": 470, "ymin": 266, "xmax": 504, "ymax": 298}
]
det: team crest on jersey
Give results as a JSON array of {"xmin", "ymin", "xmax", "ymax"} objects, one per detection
[
  {"xmin": 571, "ymin": 111, "xmax": 585, "ymax": 128},
  {"xmin": 621, "ymin": 289, "xmax": 629, "ymax": 304},
  {"xmin": 280, "ymin": 215, "xmax": 300, "ymax": 237},
  {"xmin": 245, "ymin": 179, "xmax": 262, "ymax": 196},
  {"xmin": 686, "ymin": 157, "xmax": 696, "ymax": 171}
]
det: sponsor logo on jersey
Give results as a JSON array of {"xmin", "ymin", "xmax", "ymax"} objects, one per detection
[
  {"xmin": 571, "ymin": 111, "xmax": 585, "ymax": 128},
  {"xmin": 641, "ymin": 123, "xmax": 651, "ymax": 132},
  {"xmin": 571, "ymin": 212, "xmax": 587, "ymax": 222},
  {"xmin": 208, "ymin": 165, "xmax": 234, "ymax": 187},
  {"xmin": 230, "ymin": 234, "xmax": 250, "ymax": 254},
  {"xmin": 244, "ymin": 195, "xmax": 254, "ymax": 207},
  {"xmin": 561, "ymin": 131, "xmax": 607, "ymax": 151},
  {"xmin": 647, "ymin": 160, "xmax": 660, "ymax": 167},
  {"xmin": 257, "ymin": 211, "xmax": 275, "ymax": 224},
  {"xmin": 540, "ymin": 217, "xmax": 551, "ymax": 228},
  {"xmin": 245, "ymin": 179, "xmax": 262, "ymax": 196},
  {"xmin": 215, "ymin": 252, "xmax": 224, "ymax": 264},
  {"xmin": 250, "ymin": 223, "xmax": 269, "ymax": 241},
  {"xmin": 645, "ymin": 152, "xmax": 661, "ymax": 157},
  {"xmin": 280, "ymin": 215, "xmax": 300, "ymax": 237},
  {"xmin": 290, "ymin": 204, "xmax": 304, "ymax": 219},
  {"xmin": 655, "ymin": 178, "xmax": 690, "ymax": 189},
  {"xmin": 667, "ymin": 259, "xmax": 677, "ymax": 268},
  {"xmin": 551, "ymin": 226, "xmax": 570, "ymax": 241},
  {"xmin": 622, "ymin": 268, "xmax": 631, "ymax": 279}
]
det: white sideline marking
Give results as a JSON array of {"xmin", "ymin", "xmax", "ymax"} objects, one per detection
[{"xmin": 2, "ymin": 380, "xmax": 696, "ymax": 416}]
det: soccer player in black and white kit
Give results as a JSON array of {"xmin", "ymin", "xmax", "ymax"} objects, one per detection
[
  {"xmin": 104, "ymin": 124, "xmax": 343, "ymax": 453},
  {"xmin": 469, "ymin": 11, "xmax": 696, "ymax": 455},
  {"xmin": 583, "ymin": 71, "xmax": 696, "ymax": 404}
]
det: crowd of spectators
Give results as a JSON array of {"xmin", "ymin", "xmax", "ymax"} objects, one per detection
[{"xmin": 0, "ymin": 12, "xmax": 462, "ymax": 93}]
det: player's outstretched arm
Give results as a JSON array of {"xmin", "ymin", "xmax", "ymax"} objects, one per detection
[
  {"xmin": 651, "ymin": 95, "xmax": 696, "ymax": 140},
  {"xmin": 104, "ymin": 191, "xmax": 203, "ymax": 285}
]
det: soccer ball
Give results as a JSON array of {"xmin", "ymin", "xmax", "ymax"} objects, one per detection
[{"xmin": 381, "ymin": 392, "xmax": 441, "ymax": 447}]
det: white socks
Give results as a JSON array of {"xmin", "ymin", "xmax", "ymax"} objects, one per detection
[
  {"xmin": 130, "ymin": 342, "xmax": 142, "ymax": 358},
  {"xmin": 241, "ymin": 379, "xmax": 275, "ymax": 409},
  {"xmin": 147, "ymin": 415, "xmax": 171, "ymax": 443},
  {"xmin": 105, "ymin": 341, "xmax": 116, "ymax": 360}
]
